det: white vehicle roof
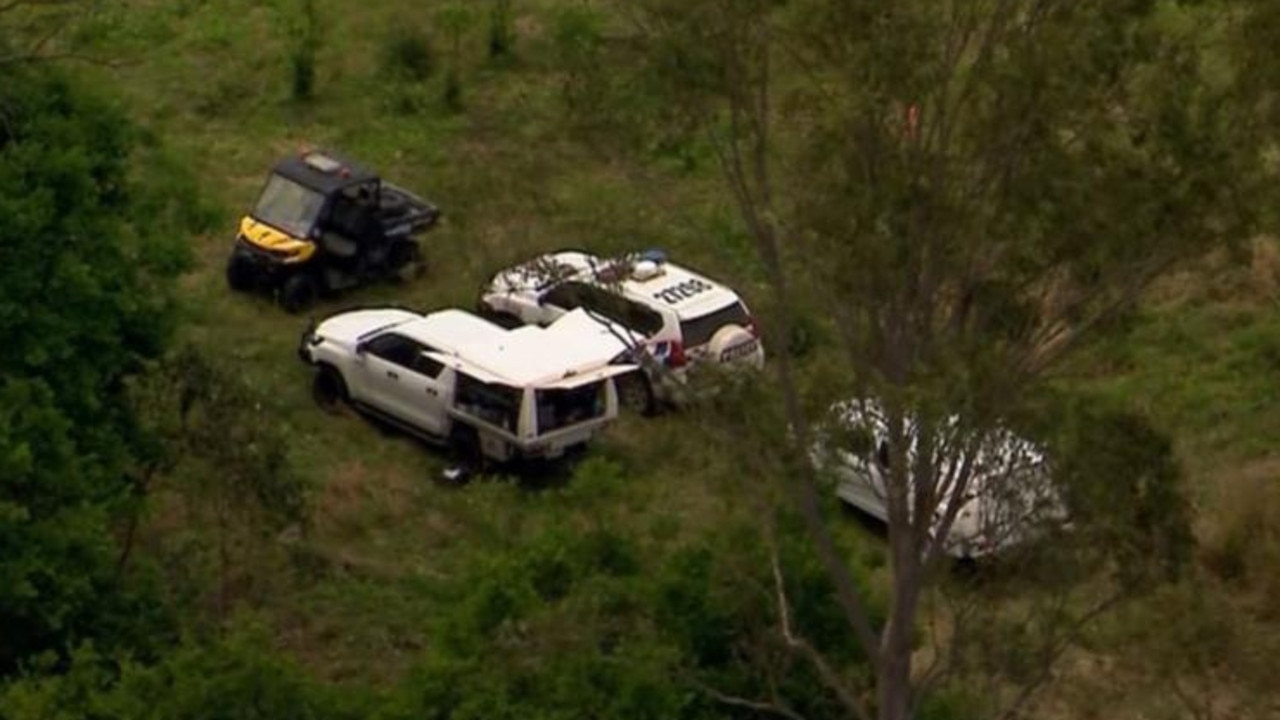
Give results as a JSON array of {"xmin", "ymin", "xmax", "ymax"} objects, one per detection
[
  {"xmin": 831, "ymin": 399, "xmax": 1049, "ymax": 476},
  {"xmin": 498, "ymin": 250, "xmax": 747, "ymax": 320},
  {"xmin": 827, "ymin": 398, "xmax": 1052, "ymax": 499},
  {"xmin": 401, "ymin": 308, "xmax": 635, "ymax": 387}
]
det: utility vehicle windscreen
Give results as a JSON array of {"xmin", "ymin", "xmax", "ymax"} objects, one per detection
[{"xmin": 252, "ymin": 174, "xmax": 326, "ymax": 238}]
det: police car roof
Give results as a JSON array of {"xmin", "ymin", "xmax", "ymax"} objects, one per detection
[
  {"xmin": 272, "ymin": 150, "xmax": 378, "ymax": 195},
  {"xmin": 546, "ymin": 251, "xmax": 744, "ymax": 319},
  {"xmin": 400, "ymin": 308, "xmax": 630, "ymax": 387}
]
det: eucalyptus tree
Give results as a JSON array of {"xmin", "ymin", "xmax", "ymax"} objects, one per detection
[{"xmin": 631, "ymin": 1, "xmax": 1275, "ymax": 718}]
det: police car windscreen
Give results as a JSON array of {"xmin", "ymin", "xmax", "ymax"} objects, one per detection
[
  {"xmin": 254, "ymin": 174, "xmax": 326, "ymax": 238},
  {"xmin": 680, "ymin": 301, "xmax": 750, "ymax": 348}
]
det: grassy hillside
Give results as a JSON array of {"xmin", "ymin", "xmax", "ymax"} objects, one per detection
[
  {"xmin": 52, "ymin": 0, "xmax": 1280, "ymax": 715},
  {"xmin": 69, "ymin": 0, "xmax": 796, "ymax": 686}
]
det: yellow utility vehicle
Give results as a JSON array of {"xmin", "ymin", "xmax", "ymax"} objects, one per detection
[{"xmin": 226, "ymin": 150, "xmax": 439, "ymax": 312}]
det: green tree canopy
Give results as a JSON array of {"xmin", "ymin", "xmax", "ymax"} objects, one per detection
[
  {"xmin": 631, "ymin": 1, "xmax": 1278, "ymax": 718},
  {"xmin": 0, "ymin": 66, "xmax": 197, "ymax": 674}
]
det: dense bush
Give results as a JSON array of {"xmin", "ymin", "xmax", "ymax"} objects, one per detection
[
  {"xmin": 375, "ymin": 459, "xmax": 881, "ymax": 720},
  {"xmin": 381, "ymin": 26, "xmax": 436, "ymax": 82},
  {"xmin": 0, "ymin": 623, "xmax": 366, "ymax": 720},
  {"xmin": 1046, "ymin": 395, "xmax": 1195, "ymax": 587},
  {"xmin": 0, "ymin": 66, "xmax": 194, "ymax": 674}
]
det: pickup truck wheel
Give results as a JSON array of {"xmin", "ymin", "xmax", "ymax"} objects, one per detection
[
  {"xmin": 449, "ymin": 426, "xmax": 487, "ymax": 474},
  {"xmin": 312, "ymin": 365, "xmax": 348, "ymax": 411},
  {"xmin": 279, "ymin": 273, "xmax": 318, "ymax": 314},
  {"xmin": 617, "ymin": 372, "xmax": 656, "ymax": 417}
]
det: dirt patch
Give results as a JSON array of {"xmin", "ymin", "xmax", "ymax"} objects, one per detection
[
  {"xmin": 1198, "ymin": 456, "xmax": 1280, "ymax": 594},
  {"xmin": 1146, "ymin": 237, "xmax": 1280, "ymax": 310}
]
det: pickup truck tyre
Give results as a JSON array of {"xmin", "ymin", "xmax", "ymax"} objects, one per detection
[
  {"xmin": 226, "ymin": 253, "xmax": 256, "ymax": 292},
  {"xmin": 279, "ymin": 273, "xmax": 318, "ymax": 314},
  {"xmin": 312, "ymin": 365, "xmax": 348, "ymax": 411},
  {"xmin": 449, "ymin": 425, "xmax": 487, "ymax": 474},
  {"xmin": 617, "ymin": 371, "xmax": 655, "ymax": 416}
]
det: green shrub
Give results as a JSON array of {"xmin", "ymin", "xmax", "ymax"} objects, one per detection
[
  {"xmin": 290, "ymin": 43, "xmax": 315, "ymax": 101},
  {"xmin": 382, "ymin": 26, "xmax": 435, "ymax": 82},
  {"xmin": 0, "ymin": 623, "xmax": 370, "ymax": 720},
  {"xmin": 442, "ymin": 68, "xmax": 463, "ymax": 112},
  {"xmin": 1041, "ymin": 393, "xmax": 1195, "ymax": 588},
  {"xmin": 289, "ymin": 0, "xmax": 319, "ymax": 101},
  {"xmin": 551, "ymin": 4, "xmax": 605, "ymax": 112},
  {"xmin": 487, "ymin": 0, "xmax": 513, "ymax": 59},
  {"xmin": 0, "ymin": 66, "xmax": 193, "ymax": 675},
  {"xmin": 1203, "ymin": 470, "xmax": 1280, "ymax": 618}
]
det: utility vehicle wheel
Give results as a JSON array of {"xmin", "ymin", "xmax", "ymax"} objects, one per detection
[
  {"xmin": 617, "ymin": 372, "xmax": 656, "ymax": 417},
  {"xmin": 226, "ymin": 253, "xmax": 256, "ymax": 292},
  {"xmin": 312, "ymin": 365, "xmax": 348, "ymax": 411},
  {"xmin": 279, "ymin": 273, "xmax": 318, "ymax": 314},
  {"xmin": 390, "ymin": 242, "xmax": 425, "ymax": 282}
]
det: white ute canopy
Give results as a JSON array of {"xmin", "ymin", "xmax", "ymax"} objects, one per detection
[{"xmin": 418, "ymin": 308, "xmax": 638, "ymax": 389}]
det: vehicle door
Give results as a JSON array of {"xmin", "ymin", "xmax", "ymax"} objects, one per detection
[
  {"xmin": 837, "ymin": 436, "xmax": 891, "ymax": 522},
  {"xmin": 356, "ymin": 333, "xmax": 448, "ymax": 435}
]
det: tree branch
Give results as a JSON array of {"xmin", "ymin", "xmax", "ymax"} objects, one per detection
[
  {"xmin": 702, "ymin": 6, "xmax": 886, "ymax": 673},
  {"xmin": 770, "ymin": 548, "xmax": 873, "ymax": 720},
  {"xmin": 694, "ymin": 680, "xmax": 809, "ymax": 720},
  {"xmin": 994, "ymin": 592, "xmax": 1126, "ymax": 720}
]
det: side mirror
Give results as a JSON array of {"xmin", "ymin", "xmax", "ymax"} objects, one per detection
[{"xmin": 355, "ymin": 340, "xmax": 369, "ymax": 355}]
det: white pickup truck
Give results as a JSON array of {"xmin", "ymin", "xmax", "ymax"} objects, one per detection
[{"xmin": 298, "ymin": 306, "xmax": 637, "ymax": 463}]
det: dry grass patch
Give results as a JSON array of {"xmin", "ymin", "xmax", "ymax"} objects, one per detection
[{"xmin": 1200, "ymin": 456, "xmax": 1280, "ymax": 618}]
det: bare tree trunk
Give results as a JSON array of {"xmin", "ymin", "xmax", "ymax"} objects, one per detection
[
  {"xmin": 879, "ymin": 559, "xmax": 921, "ymax": 720},
  {"xmin": 115, "ymin": 468, "xmax": 153, "ymax": 578}
]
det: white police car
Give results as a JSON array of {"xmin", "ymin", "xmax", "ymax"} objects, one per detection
[
  {"xmin": 299, "ymin": 306, "xmax": 637, "ymax": 464},
  {"xmin": 478, "ymin": 250, "xmax": 765, "ymax": 413},
  {"xmin": 812, "ymin": 399, "xmax": 1069, "ymax": 559}
]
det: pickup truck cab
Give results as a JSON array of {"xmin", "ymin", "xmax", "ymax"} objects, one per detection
[{"xmin": 299, "ymin": 306, "xmax": 636, "ymax": 463}]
